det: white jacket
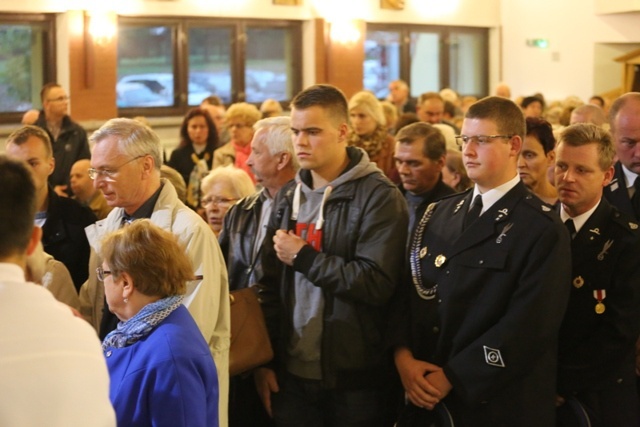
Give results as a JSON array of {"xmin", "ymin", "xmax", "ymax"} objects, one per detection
[{"xmin": 79, "ymin": 179, "xmax": 230, "ymax": 427}]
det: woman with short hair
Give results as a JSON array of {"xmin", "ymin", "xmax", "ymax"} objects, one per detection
[{"xmin": 101, "ymin": 220, "xmax": 219, "ymax": 427}]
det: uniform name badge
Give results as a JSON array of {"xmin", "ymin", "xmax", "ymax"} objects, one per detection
[{"xmin": 593, "ymin": 289, "xmax": 606, "ymax": 314}]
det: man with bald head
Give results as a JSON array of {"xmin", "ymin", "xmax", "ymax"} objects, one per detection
[
  {"xmin": 570, "ymin": 104, "xmax": 606, "ymax": 127},
  {"xmin": 604, "ymin": 92, "xmax": 640, "ymax": 220},
  {"xmin": 69, "ymin": 159, "xmax": 112, "ymax": 220}
]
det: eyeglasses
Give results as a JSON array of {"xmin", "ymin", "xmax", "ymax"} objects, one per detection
[
  {"xmin": 96, "ymin": 266, "xmax": 112, "ymax": 282},
  {"xmin": 201, "ymin": 197, "xmax": 238, "ymax": 208},
  {"xmin": 455, "ymin": 135, "xmax": 513, "ymax": 146},
  {"xmin": 88, "ymin": 155, "xmax": 146, "ymax": 181},
  {"xmin": 47, "ymin": 95, "xmax": 70, "ymax": 102}
]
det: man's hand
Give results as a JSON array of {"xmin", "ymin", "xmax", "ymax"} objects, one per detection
[
  {"xmin": 394, "ymin": 347, "xmax": 444, "ymax": 409},
  {"xmin": 273, "ymin": 229, "xmax": 307, "ymax": 266},
  {"xmin": 424, "ymin": 369, "xmax": 452, "ymax": 400},
  {"xmin": 254, "ymin": 367, "xmax": 279, "ymax": 418}
]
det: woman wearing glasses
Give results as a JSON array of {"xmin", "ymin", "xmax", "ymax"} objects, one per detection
[
  {"xmin": 168, "ymin": 107, "xmax": 220, "ymax": 209},
  {"xmin": 100, "ymin": 220, "xmax": 219, "ymax": 427},
  {"xmin": 200, "ymin": 165, "xmax": 255, "ymax": 237},
  {"xmin": 213, "ymin": 102, "xmax": 261, "ymax": 182}
]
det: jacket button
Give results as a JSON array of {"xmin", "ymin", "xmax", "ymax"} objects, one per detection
[
  {"xmin": 432, "ymin": 326, "xmax": 439, "ymax": 333},
  {"xmin": 105, "ymin": 351, "xmax": 112, "ymax": 357},
  {"xmin": 478, "ymin": 260, "xmax": 484, "ymax": 265},
  {"xmin": 445, "ymin": 270, "xmax": 450, "ymax": 275},
  {"xmin": 438, "ymin": 299, "xmax": 442, "ymax": 303},
  {"xmin": 617, "ymin": 378, "xmax": 623, "ymax": 384}
]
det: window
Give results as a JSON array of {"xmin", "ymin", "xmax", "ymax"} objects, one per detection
[
  {"xmin": 0, "ymin": 13, "xmax": 55, "ymax": 121},
  {"xmin": 117, "ymin": 17, "xmax": 302, "ymax": 116},
  {"xmin": 365, "ymin": 24, "xmax": 488, "ymax": 99}
]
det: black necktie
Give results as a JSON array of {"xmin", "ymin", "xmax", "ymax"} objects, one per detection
[
  {"xmin": 565, "ymin": 219, "xmax": 577, "ymax": 240},
  {"xmin": 464, "ymin": 194, "xmax": 483, "ymax": 229},
  {"xmin": 632, "ymin": 176, "xmax": 640, "ymax": 218}
]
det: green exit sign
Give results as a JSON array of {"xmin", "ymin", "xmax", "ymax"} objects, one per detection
[{"xmin": 526, "ymin": 39, "xmax": 549, "ymax": 48}]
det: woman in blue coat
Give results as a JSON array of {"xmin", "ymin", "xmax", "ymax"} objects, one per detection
[{"xmin": 99, "ymin": 219, "xmax": 218, "ymax": 427}]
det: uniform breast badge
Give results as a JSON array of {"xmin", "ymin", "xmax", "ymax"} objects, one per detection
[
  {"xmin": 593, "ymin": 289, "xmax": 607, "ymax": 314},
  {"xmin": 630, "ymin": 222, "xmax": 638, "ymax": 230},
  {"xmin": 434, "ymin": 254, "xmax": 447, "ymax": 267},
  {"xmin": 496, "ymin": 223, "xmax": 513, "ymax": 244},
  {"xmin": 573, "ymin": 276, "xmax": 584, "ymax": 289},
  {"xmin": 597, "ymin": 239, "xmax": 614, "ymax": 261}
]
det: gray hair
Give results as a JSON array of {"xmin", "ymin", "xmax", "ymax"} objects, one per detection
[
  {"xmin": 253, "ymin": 116, "xmax": 299, "ymax": 170},
  {"xmin": 200, "ymin": 165, "xmax": 256, "ymax": 199},
  {"xmin": 90, "ymin": 118, "xmax": 163, "ymax": 171}
]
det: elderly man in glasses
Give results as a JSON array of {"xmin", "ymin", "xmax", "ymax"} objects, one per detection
[
  {"xmin": 390, "ymin": 96, "xmax": 571, "ymax": 426},
  {"xmin": 79, "ymin": 118, "xmax": 231, "ymax": 427},
  {"xmin": 5, "ymin": 125, "xmax": 96, "ymax": 293},
  {"xmin": 33, "ymin": 82, "xmax": 91, "ymax": 198}
]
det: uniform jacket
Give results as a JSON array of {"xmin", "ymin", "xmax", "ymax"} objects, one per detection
[
  {"xmin": 393, "ymin": 182, "xmax": 571, "ymax": 426},
  {"xmin": 604, "ymin": 161, "xmax": 639, "ymax": 220},
  {"xmin": 79, "ymin": 180, "xmax": 230, "ymax": 427},
  {"xmin": 35, "ymin": 112, "xmax": 90, "ymax": 190},
  {"xmin": 42, "ymin": 186, "xmax": 96, "ymax": 291},
  {"xmin": 558, "ymin": 199, "xmax": 640, "ymax": 395},
  {"xmin": 105, "ymin": 305, "xmax": 219, "ymax": 427},
  {"xmin": 259, "ymin": 147, "xmax": 408, "ymax": 390},
  {"xmin": 219, "ymin": 189, "xmax": 269, "ymax": 291}
]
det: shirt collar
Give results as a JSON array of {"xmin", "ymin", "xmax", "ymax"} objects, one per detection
[
  {"xmin": 560, "ymin": 199, "xmax": 601, "ymax": 233},
  {"xmin": 621, "ymin": 164, "xmax": 638, "ymax": 189},
  {"xmin": 471, "ymin": 174, "xmax": 520, "ymax": 215}
]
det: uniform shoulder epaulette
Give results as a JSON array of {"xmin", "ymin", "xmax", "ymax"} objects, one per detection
[
  {"xmin": 438, "ymin": 187, "xmax": 472, "ymax": 203},
  {"xmin": 610, "ymin": 207, "xmax": 640, "ymax": 234},
  {"xmin": 522, "ymin": 193, "xmax": 557, "ymax": 221}
]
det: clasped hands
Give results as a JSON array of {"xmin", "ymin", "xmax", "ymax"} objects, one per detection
[{"xmin": 394, "ymin": 347, "xmax": 452, "ymax": 410}]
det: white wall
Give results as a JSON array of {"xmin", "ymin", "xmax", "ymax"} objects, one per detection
[{"xmin": 500, "ymin": 0, "xmax": 640, "ymax": 103}]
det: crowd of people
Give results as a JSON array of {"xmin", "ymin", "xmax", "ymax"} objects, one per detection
[{"xmin": 2, "ymin": 79, "xmax": 640, "ymax": 427}]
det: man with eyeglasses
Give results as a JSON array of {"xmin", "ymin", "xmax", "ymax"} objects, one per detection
[
  {"xmin": 34, "ymin": 82, "xmax": 90, "ymax": 198},
  {"xmin": 78, "ymin": 118, "xmax": 231, "ymax": 427},
  {"xmin": 390, "ymin": 96, "xmax": 571, "ymax": 426},
  {"xmin": 5, "ymin": 125, "xmax": 96, "ymax": 292}
]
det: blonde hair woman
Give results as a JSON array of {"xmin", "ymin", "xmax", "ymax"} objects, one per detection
[
  {"xmin": 213, "ymin": 102, "xmax": 261, "ymax": 182},
  {"xmin": 347, "ymin": 91, "xmax": 398, "ymax": 182}
]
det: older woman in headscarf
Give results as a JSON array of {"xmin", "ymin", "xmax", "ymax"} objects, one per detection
[
  {"xmin": 100, "ymin": 220, "xmax": 218, "ymax": 427},
  {"xmin": 200, "ymin": 165, "xmax": 255, "ymax": 237},
  {"xmin": 347, "ymin": 91, "xmax": 398, "ymax": 182}
]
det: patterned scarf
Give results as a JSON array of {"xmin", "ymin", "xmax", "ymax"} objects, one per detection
[
  {"xmin": 102, "ymin": 295, "xmax": 184, "ymax": 351},
  {"xmin": 346, "ymin": 125, "xmax": 388, "ymax": 160}
]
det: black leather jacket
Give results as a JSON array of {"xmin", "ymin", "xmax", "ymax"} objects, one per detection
[
  {"xmin": 219, "ymin": 190, "xmax": 269, "ymax": 291},
  {"xmin": 259, "ymin": 147, "xmax": 409, "ymax": 389}
]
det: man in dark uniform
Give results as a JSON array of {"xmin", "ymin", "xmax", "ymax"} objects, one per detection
[
  {"xmin": 394, "ymin": 122, "xmax": 456, "ymax": 233},
  {"xmin": 604, "ymin": 92, "xmax": 640, "ymax": 221},
  {"xmin": 555, "ymin": 123, "xmax": 640, "ymax": 426},
  {"xmin": 391, "ymin": 96, "xmax": 571, "ymax": 426}
]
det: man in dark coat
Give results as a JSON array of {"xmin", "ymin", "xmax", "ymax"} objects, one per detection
[
  {"xmin": 391, "ymin": 96, "xmax": 571, "ymax": 426},
  {"xmin": 34, "ymin": 83, "xmax": 90, "ymax": 197},
  {"xmin": 5, "ymin": 126, "xmax": 96, "ymax": 291},
  {"xmin": 555, "ymin": 123, "xmax": 640, "ymax": 426},
  {"xmin": 604, "ymin": 92, "xmax": 640, "ymax": 221},
  {"xmin": 394, "ymin": 122, "xmax": 456, "ymax": 233}
]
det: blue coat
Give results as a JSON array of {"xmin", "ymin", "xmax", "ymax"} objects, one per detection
[{"xmin": 105, "ymin": 305, "xmax": 219, "ymax": 427}]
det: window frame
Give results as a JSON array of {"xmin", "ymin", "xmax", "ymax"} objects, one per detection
[
  {"xmin": 0, "ymin": 13, "xmax": 56, "ymax": 124},
  {"xmin": 117, "ymin": 16, "xmax": 302, "ymax": 117},
  {"xmin": 366, "ymin": 23, "xmax": 488, "ymax": 98}
]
